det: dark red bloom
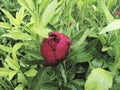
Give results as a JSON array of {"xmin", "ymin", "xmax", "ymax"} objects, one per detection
[{"xmin": 40, "ymin": 32, "xmax": 72, "ymax": 67}]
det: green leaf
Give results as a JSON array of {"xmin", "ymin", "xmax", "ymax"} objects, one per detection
[
  {"xmin": 30, "ymin": 67, "xmax": 54, "ymax": 90},
  {"xmin": 98, "ymin": 35, "xmax": 107, "ymax": 45},
  {"xmin": 40, "ymin": 0, "xmax": 57, "ymax": 27},
  {"xmin": 99, "ymin": 20, "xmax": 120, "ymax": 34},
  {"xmin": 70, "ymin": 53, "xmax": 93, "ymax": 63},
  {"xmin": 0, "ymin": 68, "xmax": 14, "ymax": 76},
  {"xmin": 39, "ymin": 85, "xmax": 58, "ymax": 90},
  {"xmin": 1, "ymin": 9, "xmax": 16, "ymax": 26},
  {"xmin": 102, "ymin": 46, "xmax": 112, "ymax": 51},
  {"xmin": 18, "ymin": 0, "xmax": 33, "ymax": 15},
  {"xmin": 106, "ymin": 0, "xmax": 117, "ymax": 10},
  {"xmin": 25, "ymin": 0, "xmax": 35, "ymax": 12},
  {"xmin": 87, "ymin": 0, "xmax": 96, "ymax": 4},
  {"xmin": 71, "ymin": 79, "xmax": 85, "ymax": 86},
  {"xmin": 110, "ymin": 76, "xmax": 120, "ymax": 90},
  {"xmin": 34, "ymin": 27, "xmax": 51, "ymax": 38},
  {"xmin": 90, "ymin": 59, "xmax": 104, "ymax": 68},
  {"xmin": 18, "ymin": 72, "xmax": 28, "ymax": 85},
  {"xmin": 22, "ymin": 59, "xmax": 43, "ymax": 65},
  {"xmin": 39, "ymin": 0, "xmax": 52, "ymax": 15},
  {"xmin": 0, "ymin": 68, "xmax": 17, "ymax": 80},
  {"xmin": 0, "ymin": 22, "xmax": 12, "ymax": 29},
  {"xmin": 5, "ymin": 56, "xmax": 19, "ymax": 71},
  {"xmin": 64, "ymin": 83, "xmax": 77, "ymax": 90},
  {"xmin": 99, "ymin": 0, "xmax": 114, "ymax": 23},
  {"xmin": 77, "ymin": 0, "xmax": 83, "ymax": 11},
  {"xmin": 13, "ymin": 43, "xmax": 23, "ymax": 52},
  {"xmin": 24, "ymin": 69, "xmax": 38, "ymax": 77},
  {"xmin": 14, "ymin": 84, "xmax": 25, "ymax": 90},
  {"xmin": 72, "ymin": 29, "xmax": 90, "ymax": 48},
  {"xmin": 9, "ymin": 71, "xmax": 17, "ymax": 81},
  {"xmin": 1, "ymin": 7, "xmax": 25, "ymax": 26},
  {"xmin": 85, "ymin": 39, "xmax": 98, "ymax": 51},
  {"xmin": 24, "ymin": 49, "xmax": 43, "ymax": 60},
  {"xmin": 85, "ymin": 68, "xmax": 113, "ymax": 90},
  {"xmin": 12, "ymin": 43, "xmax": 23, "ymax": 60},
  {"xmin": 59, "ymin": 64, "xmax": 67, "ymax": 83},
  {"xmin": 50, "ymin": 3, "xmax": 63, "ymax": 25},
  {"xmin": 2, "ymin": 30, "xmax": 31, "ymax": 41},
  {"xmin": 15, "ymin": 7, "xmax": 25, "ymax": 26},
  {"xmin": 0, "ymin": 45, "xmax": 12, "ymax": 53}
]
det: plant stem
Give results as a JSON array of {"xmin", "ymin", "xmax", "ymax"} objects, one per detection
[{"xmin": 111, "ymin": 31, "xmax": 120, "ymax": 76}]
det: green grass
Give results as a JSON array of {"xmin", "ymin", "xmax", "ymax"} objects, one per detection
[{"xmin": 0, "ymin": 0, "xmax": 120, "ymax": 90}]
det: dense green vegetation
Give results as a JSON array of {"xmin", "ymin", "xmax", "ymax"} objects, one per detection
[{"xmin": 0, "ymin": 0, "xmax": 120, "ymax": 90}]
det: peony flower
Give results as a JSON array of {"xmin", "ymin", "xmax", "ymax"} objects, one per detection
[{"xmin": 40, "ymin": 32, "xmax": 72, "ymax": 67}]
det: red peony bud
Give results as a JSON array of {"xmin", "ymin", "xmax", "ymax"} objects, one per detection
[{"xmin": 40, "ymin": 32, "xmax": 72, "ymax": 67}]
